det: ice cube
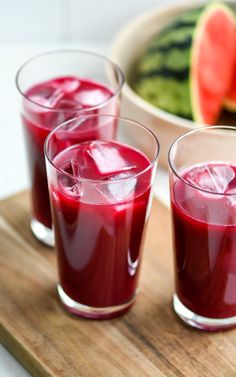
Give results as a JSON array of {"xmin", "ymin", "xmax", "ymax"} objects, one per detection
[
  {"xmin": 52, "ymin": 99, "xmax": 83, "ymax": 127},
  {"xmin": 75, "ymin": 88, "xmax": 109, "ymax": 106},
  {"xmin": 29, "ymin": 94, "xmax": 50, "ymax": 110},
  {"xmin": 59, "ymin": 79, "xmax": 80, "ymax": 94},
  {"xmin": 56, "ymin": 98, "xmax": 82, "ymax": 110},
  {"xmin": 30, "ymin": 87, "xmax": 64, "ymax": 109},
  {"xmin": 186, "ymin": 165, "xmax": 235, "ymax": 194},
  {"xmin": 87, "ymin": 171, "xmax": 137, "ymax": 204},
  {"xmin": 58, "ymin": 174, "xmax": 81, "ymax": 198},
  {"xmin": 107, "ymin": 171, "xmax": 134, "ymax": 181},
  {"xmin": 33, "ymin": 79, "xmax": 79, "ymax": 109},
  {"xmin": 70, "ymin": 159, "xmax": 80, "ymax": 177},
  {"xmin": 58, "ymin": 160, "xmax": 81, "ymax": 198},
  {"xmin": 107, "ymin": 171, "xmax": 137, "ymax": 201},
  {"xmin": 63, "ymin": 182, "xmax": 81, "ymax": 198},
  {"xmin": 46, "ymin": 88, "xmax": 65, "ymax": 107},
  {"xmin": 86, "ymin": 141, "xmax": 136, "ymax": 176}
]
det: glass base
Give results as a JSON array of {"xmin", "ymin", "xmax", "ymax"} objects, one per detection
[
  {"xmin": 30, "ymin": 218, "xmax": 54, "ymax": 247},
  {"xmin": 57, "ymin": 284, "xmax": 136, "ymax": 319},
  {"xmin": 173, "ymin": 294, "xmax": 236, "ymax": 331}
]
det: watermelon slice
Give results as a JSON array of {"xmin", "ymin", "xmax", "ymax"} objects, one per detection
[
  {"xmin": 224, "ymin": 67, "xmax": 236, "ymax": 112},
  {"xmin": 191, "ymin": 3, "xmax": 236, "ymax": 124},
  {"xmin": 132, "ymin": 2, "xmax": 236, "ymax": 125}
]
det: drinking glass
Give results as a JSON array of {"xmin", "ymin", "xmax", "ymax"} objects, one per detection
[
  {"xmin": 45, "ymin": 115, "xmax": 159, "ymax": 319},
  {"xmin": 169, "ymin": 126, "xmax": 236, "ymax": 331},
  {"xmin": 16, "ymin": 50, "xmax": 124, "ymax": 246}
]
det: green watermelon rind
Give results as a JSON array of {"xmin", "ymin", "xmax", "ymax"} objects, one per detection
[
  {"xmin": 132, "ymin": 8, "xmax": 200, "ymax": 120},
  {"xmin": 190, "ymin": 2, "xmax": 236, "ymax": 124}
]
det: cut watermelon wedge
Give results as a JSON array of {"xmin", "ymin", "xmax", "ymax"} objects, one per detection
[{"xmin": 191, "ymin": 3, "xmax": 236, "ymax": 124}]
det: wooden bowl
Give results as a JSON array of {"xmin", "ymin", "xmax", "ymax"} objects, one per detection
[{"xmin": 110, "ymin": 0, "xmax": 236, "ymax": 167}]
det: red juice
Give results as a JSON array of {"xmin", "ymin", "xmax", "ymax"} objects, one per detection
[
  {"xmin": 49, "ymin": 140, "xmax": 152, "ymax": 313},
  {"xmin": 22, "ymin": 76, "xmax": 116, "ymax": 229},
  {"xmin": 171, "ymin": 162, "xmax": 236, "ymax": 319}
]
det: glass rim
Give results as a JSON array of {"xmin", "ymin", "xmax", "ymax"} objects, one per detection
[
  {"xmin": 15, "ymin": 49, "xmax": 125, "ymax": 113},
  {"xmin": 168, "ymin": 125, "xmax": 236, "ymax": 196},
  {"xmin": 44, "ymin": 114, "xmax": 160, "ymax": 185}
]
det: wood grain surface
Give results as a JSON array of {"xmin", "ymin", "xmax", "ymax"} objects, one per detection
[{"xmin": 0, "ymin": 191, "xmax": 236, "ymax": 377}]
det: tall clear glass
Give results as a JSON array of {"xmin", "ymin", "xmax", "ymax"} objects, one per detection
[
  {"xmin": 169, "ymin": 126, "xmax": 236, "ymax": 331},
  {"xmin": 16, "ymin": 50, "xmax": 124, "ymax": 246},
  {"xmin": 45, "ymin": 115, "xmax": 159, "ymax": 319}
]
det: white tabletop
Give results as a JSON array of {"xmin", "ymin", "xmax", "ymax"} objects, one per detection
[{"xmin": 0, "ymin": 42, "xmax": 169, "ymax": 376}]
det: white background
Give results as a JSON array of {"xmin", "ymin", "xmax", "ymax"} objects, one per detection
[
  {"xmin": 0, "ymin": 0, "xmax": 174, "ymax": 375},
  {"xmin": 0, "ymin": 0, "xmax": 177, "ymax": 44}
]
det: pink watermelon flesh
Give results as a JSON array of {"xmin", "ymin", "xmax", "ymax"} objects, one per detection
[{"xmin": 192, "ymin": 6, "xmax": 236, "ymax": 125}]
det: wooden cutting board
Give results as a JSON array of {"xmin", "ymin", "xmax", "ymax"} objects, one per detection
[{"xmin": 1, "ymin": 191, "xmax": 236, "ymax": 377}]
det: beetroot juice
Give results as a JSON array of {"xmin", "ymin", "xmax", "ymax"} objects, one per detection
[
  {"xmin": 50, "ymin": 140, "xmax": 152, "ymax": 317},
  {"xmin": 17, "ymin": 51, "xmax": 124, "ymax": 246},
  {"xmin": 22, "ymin": 76, "xmax": 115, "ymax": 231},
  {"xmin": 171, "ymin": 162, "xmax": 236, "ymax": 323}
]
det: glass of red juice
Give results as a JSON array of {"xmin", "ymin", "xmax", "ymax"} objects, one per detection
[
  {"xmin": 16, "ymin": 50, "xmax": 124, "ymax": 246},
  {"xmin": 169, "ymin": 126, "xmax": 236, "ymax": 331},
  {"xmin": 45, "ymin": 115, "xmax": 159, "ymax": 319}
]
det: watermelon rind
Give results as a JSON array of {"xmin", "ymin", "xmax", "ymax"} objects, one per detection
[{"xmin": 132, "ymin": 8, "xmax": 201, "ymax": 120}]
